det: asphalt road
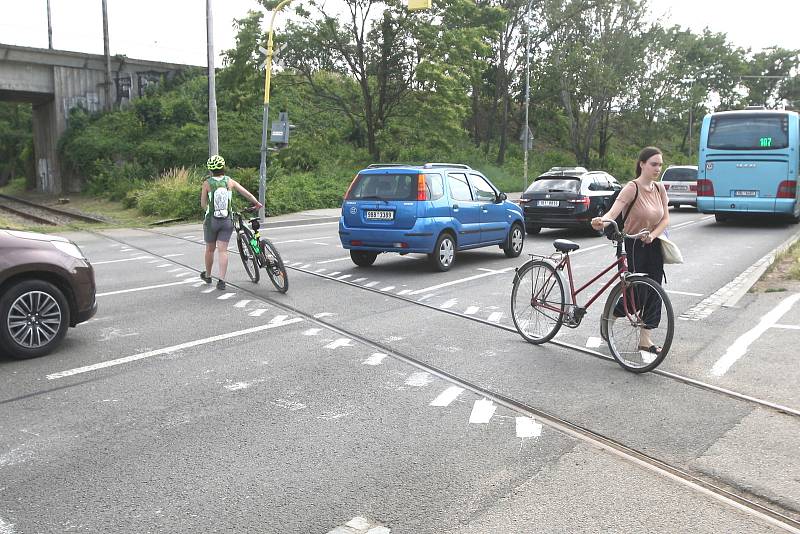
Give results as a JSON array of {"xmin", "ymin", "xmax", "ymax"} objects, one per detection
[{"xmin": 1, "ymin": 207, "xmax": 799, "ymax": 533}]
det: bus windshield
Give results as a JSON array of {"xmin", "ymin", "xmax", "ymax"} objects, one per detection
[{"xmin": 707, "ymin": 114, "xmax": 789, "ymax": 150}]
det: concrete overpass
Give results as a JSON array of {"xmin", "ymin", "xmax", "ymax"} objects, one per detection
[{"xmin": 0, "ymin": 43, "xmax": 194, "ymax": 193}]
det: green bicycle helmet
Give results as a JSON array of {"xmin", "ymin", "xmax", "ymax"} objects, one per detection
[{"xmin": 207, "ymin": 155, "xmax": 225, "ymax": 171}]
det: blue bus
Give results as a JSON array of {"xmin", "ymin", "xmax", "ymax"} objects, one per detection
[{"xmin": 697, "ymin": 109, "xmax": 800, "ymax": 223}]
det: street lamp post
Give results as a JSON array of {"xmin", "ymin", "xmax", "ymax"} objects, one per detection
[
  {"xmin": 681, "ymin": 77, "xmax": 695, "ymax": 160},
  {"xmin": 522, "ymin": 0, "xmax": 533, "ymax": 193},
  {"xmin": 258, "ymin": 0, "xmax": 293, "ymax": 221}
]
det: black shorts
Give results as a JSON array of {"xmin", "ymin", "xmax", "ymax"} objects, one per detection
[{"xmin": 204, "ymin": 216, "xmax": 234, "ymax": 243}]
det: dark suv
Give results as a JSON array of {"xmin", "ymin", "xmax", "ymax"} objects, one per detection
[
  {"xmin": 518, "ymin": 167, "xmax": 621, "ymax": 236},
  {"xmin": 0, "ymin": 230, "xmax": 96, "ymax": 359}
]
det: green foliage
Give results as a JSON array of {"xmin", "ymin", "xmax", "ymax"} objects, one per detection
[{"xmin": 133, "ymin": 167, "xmax": 206, "ymax": 218}]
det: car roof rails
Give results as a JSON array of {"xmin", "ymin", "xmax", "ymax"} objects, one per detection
[
  {"xmin": 423, "ymin": 163, "xmax": 472, "ymax": 170},
  {"xmin": 365, "ymin": 163, "xmax": 413, "ymax": 169},
  {"xmin": 546, "ymin": 166, "xmax": 588, "ymax": 173}
]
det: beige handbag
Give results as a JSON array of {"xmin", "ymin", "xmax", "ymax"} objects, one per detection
[{"xmin": 660, "ymin": 236, "xmax": 683, "ymax": 264}]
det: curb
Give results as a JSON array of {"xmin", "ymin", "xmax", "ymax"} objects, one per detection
[{"xmin": 723, "ymin": 226, "xmax": 800, "ymax": 308}]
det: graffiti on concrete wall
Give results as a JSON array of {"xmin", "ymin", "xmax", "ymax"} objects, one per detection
[
  {"xmin": 137, "ymin": 71, "xmax": 164, "ymax": 97},
  {"xmin": 63, "ymin": 92, "xmax": 100, "ymax": 117},
  {"xmin": 115, "ymin": 74, "xmax": 132, "ymax": 105}
]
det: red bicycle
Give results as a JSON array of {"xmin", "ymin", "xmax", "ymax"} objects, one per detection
[{"xmin": 510, "ymin": 220, "xmax": 674, "ymax": 373}]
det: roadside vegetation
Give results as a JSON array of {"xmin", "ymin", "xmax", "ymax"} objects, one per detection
[{"xmin": 1, "ymin": 0, "xmax": 797, "ymax": 223}]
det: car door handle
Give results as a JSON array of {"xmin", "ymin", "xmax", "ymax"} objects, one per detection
[{"xmin": 452, "ymin": 204, "xmax": 459, "ymax": 210}]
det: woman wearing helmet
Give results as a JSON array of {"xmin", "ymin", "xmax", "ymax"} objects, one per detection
[{"xmin": 200, "ymin": 155, "xmax": 263, "ymax": 290}]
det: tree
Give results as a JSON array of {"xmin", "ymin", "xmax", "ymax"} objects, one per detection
[{"xmin": 740, "ymin": 47, "xmax": 800, "ymax": 108}]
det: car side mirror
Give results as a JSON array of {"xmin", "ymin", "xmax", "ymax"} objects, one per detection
[{"xmin": 496, "ymin": 192, "xmax": 507, "ymax": 203}]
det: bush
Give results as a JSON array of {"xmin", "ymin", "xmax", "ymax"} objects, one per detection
[{"xmin": 133, "ymin": 167, "xmax": 206, "ymax": 218}]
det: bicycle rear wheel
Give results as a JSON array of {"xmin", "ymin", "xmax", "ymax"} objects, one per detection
[
  {"xmin": 511, "ymin": 260, "xmax": 565, "ymax": 344},
  {"xmin": 603, "ymin": 275, "xmax": 673, "ymax": 373},
  {"xmin": 237, "ymin": 232, "xmax": 260, "ymax": 283},
  {"xmin": 260, "ymin": 238, "xmax": 288, "ymax": 293}
]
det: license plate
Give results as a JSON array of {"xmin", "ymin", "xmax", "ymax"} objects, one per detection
[
  {"xmin": 670, "ymin": 185, "xmax": 688, "ymax": 191},
  {"xmin": 365, "ymin": 210, "xmax": 394, "ymax": 220},
  {"xmin": 734, "ymin": 190, "xmax": 757, "ymax": 197},
  {"xmin": 537, "ymin": 200, "xmax": 560, "ymax": 207}
]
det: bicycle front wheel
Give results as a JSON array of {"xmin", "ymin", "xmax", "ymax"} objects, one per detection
[
  {"xmin": 511, "ymin": 260, "xmax": 565, "ymax": 344},
  {"xmin": 237, "ymin": 232, "xmax": 260, "ymax": 283},
  {"xmin": 603, "ymin": 275, "xmax": 674, "ymax": 373},
  {"xmin": 260, "ymin": 238, "xmax": 288, "ymax": 293}
]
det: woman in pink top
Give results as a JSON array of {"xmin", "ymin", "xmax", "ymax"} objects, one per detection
[{"xmin": 591, "ymin": 146, "xmax": 670, "ymax": 355}]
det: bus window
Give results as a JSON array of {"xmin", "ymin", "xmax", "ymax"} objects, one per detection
[{"xmin": 708, "ymin": 114, "xmax": 789, "ymax": 150}]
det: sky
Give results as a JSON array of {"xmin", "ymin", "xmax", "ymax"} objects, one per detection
[{"xmin": 0, "ymin": 0, "xmax": 797, "ymax": 67}]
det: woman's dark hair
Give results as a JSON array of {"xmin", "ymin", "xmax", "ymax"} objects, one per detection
[{"xmin": 635, "ymin": 146, "xmax": 662, "ymax": 178}]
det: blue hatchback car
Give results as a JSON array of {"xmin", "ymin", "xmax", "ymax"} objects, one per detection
[{"xmin": 339, "ymin": 163, "xmax": 525, "ymax": 271}]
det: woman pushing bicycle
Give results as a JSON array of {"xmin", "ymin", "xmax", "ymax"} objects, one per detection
[
  {"xmin": 200, "ymin": 155, "xmax": 262, "ymax": 291},
  {"xmin": 591, "ymin": 146, "xmax": 670, "ymax": 355}
]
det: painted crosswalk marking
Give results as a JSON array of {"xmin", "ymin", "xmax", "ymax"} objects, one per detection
[
  {"xmin": 362, "ymin": 353, "xmax": 387, "ymax": 366},
  {"xmin": 353, "ymin": 278, "xmax": 368, "ymax": 283},
  {"xmin": 469, "ymin": 399, "xmax": 496, "ymax": 424},
  {"xmin": 440, "ymin": 299, "xmax": 458, "ymax": 309},
  {"xmin": 429, "ymin": 386, "xmax": 464, "ymax": 407},
  {"xmin": 364, "ymin": 281, "xmax": 379, "ymax": 288},
  {"xmin": 303, "ymin": 328, "xmax": 323, "ymax": 336},
  {"xmin": 380, "ymin": 286, "xmax": 395, "ymax": 292},
  {"xmin": 487, "ymin": 312, "xmax": 503, "ymax": 323},
  {"xmin": 397, "ymin": 289, "xmax": 412, "ymax": 295},
  {"xmin": 464, "ymin": 306, "xmax": 479, "ymax": 315},
  {"xmin": 217, "ymin": 292, "xmax": 236, "ymax": 300},
  {"xmin": 326, "ymin": 516, "xmax": 390, "ymax": 534},
  {"xmin": 586, "ymin": 337, "xmax": 602, "ymax": 348},
  {"xmin": 516, "ymin": 417, "xmax": 543, "ymax": 438},
  {"xmin": 234, "ymin": 300, "xmax": 252, "ymax": 308},
  {"xmin": 404, "ymin": 372, "xmax": 433, "ymax": 387},
  {"xmin": 325, "ymin": 338, "xmax": 353, "ymax": 349},
  {"xmin": 249, "ymin": 309, "xmax": 268, "ymax": 317}
]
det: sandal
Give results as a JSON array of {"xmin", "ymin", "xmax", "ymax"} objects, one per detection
[{"xmin": 638, "ymin": 345, "xmax": 662, "ymax": 355}]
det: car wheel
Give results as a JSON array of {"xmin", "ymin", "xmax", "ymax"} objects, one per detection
[
  {"xmin": 526, "ymin": 226, "xmax": 541, "ymax": 235},
  {"xmin": 503, "ymin": 223, "xmax": 524, "ymax": 258},
  {"xmin": 350, "ymin": 250, "xmax": 378, "ymax": 267},
  {"xmin": 429, "ymin": 232, "xmax": 455, "ymax": 272},
  {"xmin": 0, "ymin": 280, "xmax": 70, "ymax": 360}
]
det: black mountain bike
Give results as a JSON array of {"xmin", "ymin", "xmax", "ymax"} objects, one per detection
[{"xmin": 232, "ymin": 207, "xmax": 288, "ymax": 293}]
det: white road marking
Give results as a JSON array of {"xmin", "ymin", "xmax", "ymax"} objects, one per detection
[
  {"xmin": 303, "ymin": 328, "xmax": 323, "ymax": 336},
  {"xmin": 249, "ymin": 309, "xmax": 268, "ymax": 317},
  {"xmin": 314, "ymin": 242, "xmax": 328, "ymax": 246},
  {"xmin": 429, "ymin": 386, "xmax": 464, "ymax": 407},
  {"xmin": 156, "ymin": 263, "xmax": 171, "ymax": 268},
  {"xmin": 273, "ymin": 398, "xmax": 306, "ymax": 411},
  {"xmin": 516, "ymin": 417, "xmax": 543, "ymax": 439},
  {"xmin": 175, "ymin": 272, "xmax": 194, "ymax": 278},
  {"xmin": 269, "ymin": 315, "xmax": 290, "ymax": 324},
  {"xmin": 167, "ymin": 267, "xmax": 183, "ymax": 273},
  {"xmin": 364, "ymin": 281, "xmax": 380, "ymax": 287},
  {"xmin": 192, "ymin": 282, "xmax": 206, "ymax": 287},
  {"xmin": 353, "ymin": 278, "xmax": 368, "ymax": 283},
  {"xmin": 299, "ymin": 264, "xmax": 311, "ymax": 269},
  {"xmin": 464, "ymin": 306, "xmax": 479, "ymax": 315},
  {"xmin": 773, "ymin": 324, "xmax": 800, "ymax": 330},
  {"xmin": 317, "ymin": 256, "xmax": 350, "ymax": 264},
  {"xmin": 328, "ymin": 271, "xmax": 341, "ymax": 276},
  {"xmin": 234, "ymin": 300, "xmax": 252, "ymax": 308},
  {"xmin": 586, "ymin": 337, "xmax": 602, "ymax": 348},
  {"xmin": 487, "ymin": 312, "xmax": 503, "ymax": 323},
  {"xmin": 380, "ymin": 286, "xmax": 395, "ymax": 292},
  {"xmin": 469, "ymin": 398, "xmax": 497, "ymax": 424},
  {"xmin": 397, "ymin": 289, "xmax": 413, "ymax": 295},
  {"xmin": 337, "ymin": 274, "xmax": 353, "ymax": 280},
  {"xmin": 314, "ymin": 312, "xmax": 335, "ymax": 318},
  {"xmin": 410, "ymin": 267, "xmax": 515, "ymax": 295},
  {"xmin": 362, "ymin": 353, "xmax": 388, "ymax": 366},
  {"xmin": 667, "ymin": 289, "xmax": 704, "ymax": 297},
  {"xmin": 325, "ymin": 338, "xmax": 353, "ymax": 349},
  {"xmin": 224, "ymin": 382, "xmax": 250, "ymax": 391},
  {"xmin": 315, "ymin": 268, "xmax": 327, "ymax": 273},
  {"xmin": 711, "ymin": 293, "xmax": 800, "ymax": 377},
  {"xmin": 404, "ymin": 372, "xmax": 433, "ymax": 387},
  {"xmin": 201, "ymin": 286, "xmax": 216, "ymax": 294},
  {"xmin": 96, "ymin": 279, "xmax": 194, "ymax": 296},
  {"xmin": 440, "ymin": 299, "xmax": 458, "ymax": 309},
  {"xmin": 47, "ymin": 318, "xmax": 303, "ymax": 380},
  {"xmin": 147, "ymin": 260, "xmax": 160, "ymax": 264},
  {"xmin": 0, "ymin": 515, "xmax": 16, "ymax": 534},
  {"xmin": 92, "ymin": 255, "xmax": 151, "ymax": 265},
  {"xmin": 163, "ymin": 253, "xmax": 184, "ymax": 258},
  {"xmin": 217, "ymin": 292, "xmax": 236, "ymax": 300},
  {"xmin": 327, "ymin": 516, "xmax": 390, "ymax": 534},
  {"xmin": 273, "ymin": 236, "xmax": 333, "ymax": 245},
  {"xmin": 265, "ymin": 221, "xmax": 338, "ymax": 231}
]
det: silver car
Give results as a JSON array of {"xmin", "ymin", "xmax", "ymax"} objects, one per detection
[{"xmin": 661, "ymin": 165, "xmax": 698, "ymax": 208}]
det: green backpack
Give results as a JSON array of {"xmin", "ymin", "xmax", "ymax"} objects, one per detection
[{"xmin": 207, "ymin": 176, "xmax": 231, "ymax": 218}]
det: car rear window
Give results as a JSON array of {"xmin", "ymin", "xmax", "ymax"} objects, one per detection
[
  {"xmin": 527, "ymin": 178, "xmax": 580, "ymax": 194},
  {"xmin": 347, "ymin": 173, "xmax": 418, "ymax": 201},
  {"xmin": 662, "ymin": 168, "xmax": 697, "ymax": 182},
  {"xmin": 708, "ymin": 114, "xmax": 789, "ymax": 150}
]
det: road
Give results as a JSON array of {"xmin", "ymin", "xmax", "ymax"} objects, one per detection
[{"xmin": 1, "ymin": 208, "xmax": 799, "ymax": 533}]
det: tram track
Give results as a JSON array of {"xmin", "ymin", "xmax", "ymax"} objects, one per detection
[
  {"xmin": 136, "ymin": 225, "xmax": 800, "ymax": 420},
  {"xmin": 90, "ymin": 228, "xmax": 800, "ymax": 532},
  {"xmin": 0, "ymin": 193, "xmax": 106, "ymax": 226}
]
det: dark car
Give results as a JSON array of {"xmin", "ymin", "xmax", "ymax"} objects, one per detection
[
  {"xmin": 0, "ymin": 230, "xmax": 96, "ymax": 359},
  {"xmin": 340, "ymin": 163, "xmax": 525, "ymax": 271},
  {"xmin": 518, "ymin": 167, "xmax": 621, "ymax": 236}
]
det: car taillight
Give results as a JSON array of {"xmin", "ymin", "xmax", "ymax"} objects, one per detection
[
  {"xmin": 697, "ymin": 179, "xmax": 714, "ymax": 197},
  {"xmin": 516, "ymin": 198, "xmax": 530, "ymax": 204},
  {"xmin": 351, "ymin": 240, "xmax": 363, "ymax": 246},
  {"xmin": 417, "ymin": 174, "xmax": 427, "ymax": 201},
  {"xmin": 777, "ymin": 180, "xmax": 797, "ymax": 199},
  {"xmin": 344, "ymin": 174, "xmax": 359, "ymax": 199},
  {"xmin": 689, "ymin": 184, "xmax": 697, "ymax": 192},
  {"xmin": 568, "ymin": 196, "xmax": 590, "ymax": 206}
]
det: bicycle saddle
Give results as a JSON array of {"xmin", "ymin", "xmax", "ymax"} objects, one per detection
[{"xmin": 553, "ymin": 239, "xmax": 580, "ymax": 252}]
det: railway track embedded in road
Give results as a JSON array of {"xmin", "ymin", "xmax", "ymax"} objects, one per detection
[
  {"xmin": 0, "ymin": 193, "xmax": 106, "ymax": 226},
  {"xmin": 91, "ymin": 229, "xmax": 800, "ymax": 532}
]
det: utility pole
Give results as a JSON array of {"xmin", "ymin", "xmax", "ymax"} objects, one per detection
[
  {"xmin": 206, "ymin": 0, "xmax": 219, "ymax": 157},
  {"xmin": 101, "ymin": 0, "xmax": 112, "ymax": 111},
  {"xmin": 46, "ymin": 0, "xmax": 53, "ymax": 49},
  {"xmin": 681, "ymin": 77, "xmax": 695, "ymax": 160},
  {"xmin": 522, "ymin": 0, "xmax": 534, "ymax": 192}
]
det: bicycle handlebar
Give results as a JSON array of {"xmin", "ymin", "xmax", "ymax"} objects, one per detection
[{"xmin": 599, "ymin": 218, "xmax": 649, "ymax": 241}]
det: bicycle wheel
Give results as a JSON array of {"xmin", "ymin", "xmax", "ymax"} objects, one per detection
[
  {"xmin": 260, "ymin": 238, "xmax": 288, "ymax": 293},
  {"xmin": 511, "ymin": 260, "xmax": 565, "ymax": 344},
  {"xmin": 236, "ymin": 232, "xmax": 260, "ymax": 283},
  {"xmin": 602, "ymin": 275, "xmax": 674, "ymax": 373}
]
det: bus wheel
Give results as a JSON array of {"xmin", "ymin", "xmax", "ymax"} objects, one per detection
[{"xmin": 714, "ymin": 214, "xmax": 728, "ymax": 223}]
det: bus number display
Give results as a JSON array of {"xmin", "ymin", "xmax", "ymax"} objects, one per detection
[{"xmin": 760, "ymin": 137, "xmax": 773, "ymax": 147}]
